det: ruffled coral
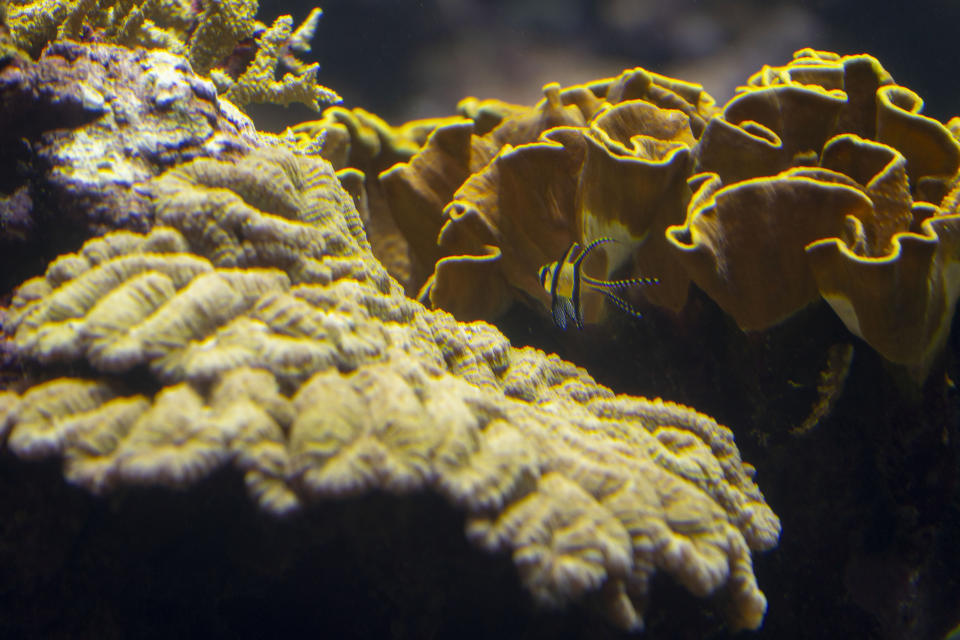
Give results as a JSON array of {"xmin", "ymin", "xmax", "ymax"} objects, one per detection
[
  {"xmin": 372, "ymin": 71, "xmax": 716, "ymax": 322},
  {"xmin": 287, "ymin": 70, "xmax": 718, "ymax": 318},
  {"xmin": 0, "ymin": 136, "xmax": 779, "ymax": 632},
  {"xmin": 315, "ymin": 48, "xmax": 960, "ymax": 377},
  {"xmin": 665, "ymin": 167, "xmax": 874, "ymax": 330},
  {"xmin": 667, "ymin": 49, "xmax": 960, "ymax": 377}
]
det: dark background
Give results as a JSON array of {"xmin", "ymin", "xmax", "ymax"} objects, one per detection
[{"xmin": 250, "ymin": 0, "xmax": 960, "ymax": 129}]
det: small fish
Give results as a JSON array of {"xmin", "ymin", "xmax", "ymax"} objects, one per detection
[{"xmin": 537, "ymin": 237, "xmax": 659, "ymax": 330}]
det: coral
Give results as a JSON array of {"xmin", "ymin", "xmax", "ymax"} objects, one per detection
[
  {"xmin": 312, "ymin": 47, "xmax": 960, "ymax": 377},
  {"xmin": 668, "ymin": 49, "xmax": 960, "ymax": 377},
  {"xmin": 665, "ymin": 167, "xmax": 874, "ymax": 330},
  {"xmin": 793, "ymin": 343, "xmax": 854, "ymax": 436},
  {"xmin": 289, "ymin": 105, "xmax": 445, "ymax": 173},
  {"xmin": 378, "ymin": 116, "xmax": 494, "ymax": 292},
  {"xmin": 6, "ymin": 0, "xmax": 196, "ymax": 59},
  {"xmin": 288, "ymin": 107, "xmax": 465, "ymax": 289},
  {"xmin": 2, "ymin": 0, "xmax": 338, "ymax": 111},
  {"xmin": 0, "ymin": 38, "xmax": 264, "ymax": 293},
  {"xmin": 185, "ymin": 0, "xmax": 258, "ymax": 75},
  {"xmin": 208, "ymin": 9, "xmax": 341, "ymax": 111},
  {"xmin": 0, "ymin": 133, "xmax": 778, "ymax": 632},
  {"xmin": 373, "ymin": 70, "xmax": 716, "ymax": 321},
  {"xmin": 290, "ymin": 70, "xmax": 715, "ymax": 316}
]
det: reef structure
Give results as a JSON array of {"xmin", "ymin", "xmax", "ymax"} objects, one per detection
[
  {"xmin": 668, "ymin": 49, "xmax": 960, "ymax": 380},
  {"xmin": 312, "ymin": 49, "xmax": 960, "ymax": 380},
  {"xmin": 0, "ymin": 39, "xmax": 779, "ymax": 633},
  {"xmin": 1, "ymin": 0, "xmax": 340, "ymax": 110}
]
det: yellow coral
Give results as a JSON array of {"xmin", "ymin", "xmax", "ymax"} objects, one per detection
[
  {"xmin": 368, "ymin": 68, "xmax": 717, "ymax": 324},
  {"xmin": 668, "ymin": 49, "xmax": 960, "ymax": 377},
  {"xmin": 7, "ymin": 0, "xmax": 195, "ymax": 57},
  {"xmin": 0, "ymin": 142, "xmax": 779, "ymax": 632},
  {"xmin": 210, "ymin": 11, "xmax": 341, "ymax": 111},
  {"xmin": 666, "ymin": 168, "xmax": 874, "ymax": 329},
  {"xmin": 288, "ymin": 107, "xmax": 467, "ymax": 289},
  {"xmin": 314, "ymin": 46, "xmax": 960, "ymax": 379},
  {"xmin": 4, "ymin": 0, "xmax": 338, "ymax": 111}
]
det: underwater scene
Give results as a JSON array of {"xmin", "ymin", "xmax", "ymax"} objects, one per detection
[{"xmin": 1, "ymin": 0, "xmax": 959, "ymax": 638}]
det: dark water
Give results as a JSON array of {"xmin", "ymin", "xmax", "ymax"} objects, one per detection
[{"xmin": 254, "ymin": 0, "xmax": 960, "ymax": 128}]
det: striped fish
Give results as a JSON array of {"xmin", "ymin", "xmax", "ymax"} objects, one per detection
[{"xmin": 537, "ymin": 237, "xmax": 659, "ymax": 330}]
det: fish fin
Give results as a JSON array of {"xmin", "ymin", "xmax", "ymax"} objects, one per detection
[
  {"xmin": 561, "ymin": 243, "xmax": 583, "ymax": 267},
  {"xmin": 560, "ymin": 296, "xmax": 579, "ymax": 329},
  {"xmin": 573, "ymin": 237, "xmax": 617, "ymax": 270},
  {"xmin": 552, "ymin": 297, "xmax": 569, "ymax": 330},
  {"xmin": 600, "ymin": 290, "xmax": 645, "ymax": 319},
  {"xmin": 582, "ymin": 274, "xmax": 660, "ymax": 290}
]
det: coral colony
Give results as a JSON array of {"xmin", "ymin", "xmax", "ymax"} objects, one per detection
[{"xmin": 2, "ymin": 0, "xmax": 960, "ymax": 637}]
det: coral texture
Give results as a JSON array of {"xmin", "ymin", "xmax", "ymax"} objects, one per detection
[
  {"xmin": 668, "ymin": 49, "xmax": 960, "ymax": 377},
  {"xmin": 0, "ymin": 144, "xmax": 779, "ymax": 631},
  {"xmin": 322, "ymin": 48, "xmax": 960, "ymax": 378},
  {"xmin": 207, "ymin": 8, "xmax": 340, "ymax": 111},
  {"xmin": 408, "ymin": 69, "xmax": 713, "ymax": 321},
  {"xmin": 0, "ymin": 38, "xmax": 263, "ymax": 294},
  {"xmin": 289, "ymin": 69, "xmax": 715, "ymax": 313},
  {"xmin": 2, "ymin": 0, "xmax": 338, "ymax": 111},
  {"xmin": 287, "ymin": 106, "xmax": 463, "ymax": 290},
  {"xmin": 389, "ymin": 71, "xmax": 717, "ymax": 321},
  {"xmin": 0, "ymin": 47, "xmax": 779, "ymax": 628}
]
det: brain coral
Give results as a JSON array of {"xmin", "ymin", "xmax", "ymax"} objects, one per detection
[{"xmin": 0, "ymin": 127, "xmax": 779, "ymax": 631}]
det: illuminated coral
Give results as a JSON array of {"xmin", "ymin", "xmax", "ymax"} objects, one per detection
[
  {"xmin": 288, "ymin": 107, "xmax": 466, "ymax": 289},
  {"xmin": 208, "ymin": 9, "xmax": 341, "ymax": 111},
  {"xmin": 668, "ymin": 49, "xmax": 960, "ymax": 377},
  {"xmin": 308, "ymin": 48, "xmax": 960, "ymax": 377},
  {"xmin": 665, "ymin": 167, "xmax": 874, "ymax": 330},
  {"xmin": 372, "ymin": 71, "xmax": 716, "ymax": 322},
  {"xmin": 287, "ymin": 69, "xmax": 717, "ymax": 318},
  {"xmin": 0, "ymin": 135, "xmax": 778, "ymax": 632},
  {"xmin": 3, "ymin": 0, "xmax": 338, "ymax": 111}
]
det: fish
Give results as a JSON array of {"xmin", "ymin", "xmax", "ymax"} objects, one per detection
[{"xmin": 537, "ymin": 237, "xmax": 658, "ymax": 330}]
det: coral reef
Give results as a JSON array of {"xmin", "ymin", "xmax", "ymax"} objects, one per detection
[
  {"xmin": 3, "ymin": 8, "xmax": 959, "ymax": 636},
  {"xmin": 669, "ymin": 49, "xmax": 960, "ymax": 378},
  {"xmin": 286, "ymin": 106, "xmax": 458, "ymax": 288},
  {"xmin": 421, "ymin": 72, "xmax": 714, "ymax": 322},
  {"xmin": 0, "ymin": 148, "xmax": 779, "ymax": 632},
  {"xmin": 0, "ymin": 39, "xmax": 779, "ymax": 634},
  {"xmin": 321, "ymin": 48, "xmax": 960, "ymax": 378},
  {"xmin": 0, "ymin": 38, "xmax": 261, "ymax": 294},
  {"xmin": 206, "ymin": 8, "xmax": 341, "ymax": 111},
  {"xmin": 270, "ymin": 52, "xmax": 960, "ymax": 638},
  {"xmin": 1, "ymin": 0, "xmax": 339, "ymax": 111},
  {"xmin": 333, "ymin": 69, "xmax": 716, "ymax": 320}
]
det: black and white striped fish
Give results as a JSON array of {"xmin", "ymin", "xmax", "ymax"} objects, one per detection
[{"xmin": 537, "ymin": 237, "xmax": 659, "ymax": 330}]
